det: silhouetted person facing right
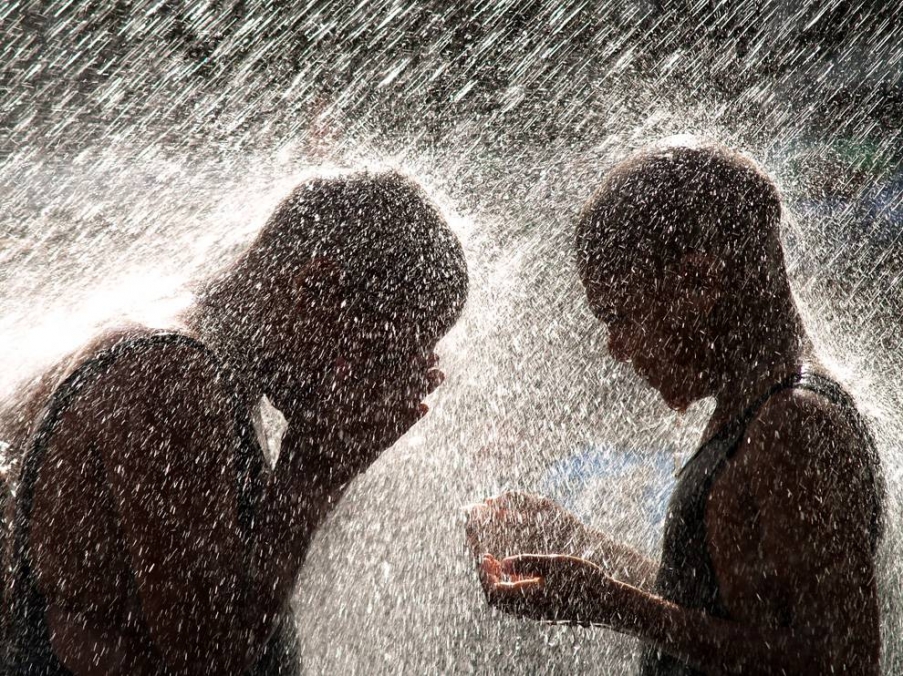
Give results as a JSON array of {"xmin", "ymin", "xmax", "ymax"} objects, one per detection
[
  {"xmin": 467, "ymin": 138, "xmax": 884, "ymax": 675},
  {"xmin": 1, "ymin": 171, "xmax": 467, "ymax": 675}
]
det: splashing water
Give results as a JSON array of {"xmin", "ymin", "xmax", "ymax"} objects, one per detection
[{"xmin": 2, "ymin": 2, "xmax": 902, "ymax": 673}]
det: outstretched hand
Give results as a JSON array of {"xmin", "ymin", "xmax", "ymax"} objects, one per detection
[
  {"xmin": 478, "ymin": 553, "xmax": 630, "ymax": 627},
  {"xmin": 464, "ymin": 491, "xmax": 592, "ymax": 562}
]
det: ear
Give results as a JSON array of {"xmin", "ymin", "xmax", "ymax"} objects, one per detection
[
  {"xmin": 293, "ymin": 256, "xmax": 345, "ymax": 316},
  {"xmin": 675, "ymin": 251, "xmax": 724, "ymax": 316}
]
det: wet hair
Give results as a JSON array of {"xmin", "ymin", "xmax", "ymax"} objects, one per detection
[
  {"xmin": 208, "ymin": 171, "xmax": 468, "ymax": 347},
  {"xmin": 575, "ymin": 139, "xmax": 784, "ymax": 293}
]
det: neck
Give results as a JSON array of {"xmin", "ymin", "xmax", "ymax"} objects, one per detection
[
  {"xmin": 707, "ymin": 300, "xmax": 809, "ymax": 434},
  {"xmin": 182, "ymin": 294, "xmax": 265, "ymax": 411}
]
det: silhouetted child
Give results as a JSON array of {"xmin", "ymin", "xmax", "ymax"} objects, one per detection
[
  {"xmin": 467, "ymin": 138, "xmax": 883, "ymax": 675},
  {"xmin": 2, "ymin": 172, "xmax": 467, "ymax": 675}
]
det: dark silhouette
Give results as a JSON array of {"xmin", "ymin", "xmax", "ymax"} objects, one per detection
[
  {"xmin": 467, "ymin": 139, "xmax": 883, "ymax": 675},
  {"xmin": 2, "ymin": 171, "xmax": 467, "ymax": 675}
]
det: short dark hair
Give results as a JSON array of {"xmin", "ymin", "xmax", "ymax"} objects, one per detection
[
  {"xmin": 575, "ymin": 139, "xmax": 783, "ymax": 291},
  {"xmin": 232, "ymin": 170, "xmax": 468, "ymax": 345}
]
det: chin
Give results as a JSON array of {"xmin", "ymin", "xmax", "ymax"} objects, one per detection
[
  {"xmin": 660, "ymin": 387, "xmax": 696, "ymax": 413},
  {"xmin": 656, "ymin": 370, "xmax": 708, "ymax": 412},
  {"xmin": 665, "ymin": 398, "xmax": 691, "ymax": 413}
]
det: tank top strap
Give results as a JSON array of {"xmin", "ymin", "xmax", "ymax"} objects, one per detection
[
  {"xmin": 14, "ymin": 332, "xmax": 261, "ymax": 555},
  {"xmin": 677, "ymin": 372, "xmax": 803, "ymax": 477},
  {"xmin": 794, "ymin": 370, "xmax": 884, "ymax": 551},
  {"xmin": 8, "ymin": 331, "xmax": 264, "ymax": 675},
  {"xmin": 724, "ymin": 372, "xmax": 805, "ymax": 457},
  {"xmin": 678, "ymin": 367, "xmax": 883, "ymax": 551}
]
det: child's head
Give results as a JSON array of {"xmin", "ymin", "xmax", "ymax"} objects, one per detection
[
  {"xmin": 575, "ymin": 137, "xmax": 796, "ymax": 409},
  {"xmin": 203, "ymin": 170, "xmax": 468, "ymax": 423}
]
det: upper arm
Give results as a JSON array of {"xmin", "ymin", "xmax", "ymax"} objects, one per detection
[
  {"xmin": 85, "ymin": 343, "xmax": 249, "ymax": 671},
  {"xmin": 745, "ymin": 390, "xmax": 879, "ymax": 663}
]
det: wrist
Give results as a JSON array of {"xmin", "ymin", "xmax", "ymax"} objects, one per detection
[
  {"xmin": 594, "ymin": 576, "xmax": 651, "ymax": 635},
  {"xmin": 628, "ymin": 589, "xmax": 687, "ymax": 644}
]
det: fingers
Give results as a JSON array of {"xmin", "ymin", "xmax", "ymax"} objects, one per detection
[
  {"xmin": 481, "ymin": 490, "xmax": 533, "ymax": 515},
  {"xmin": 479, "ymin": 555, "xmax": 550, "ymax": 620},
  {"xmin": 392, "ymin": 397, "xmax": 429, "ymax": 428},
  {"xmin": 489, "ymin": 490, "xmax": 556, "ymax": 516},
  {"xmin": 497, "ymin": 578, "xmax": 544, "ymax": 592},
  {"xmin": 463, "ymin": 492, "xmax": 540, "ymax": 558},
  {"xmin": 482, "ymin": 495, "xmax": 509, "ymax": 520},
  {"xmin": 478, "ymin": 554, "xmax": 502, "ymax": 583},
  {"xmin": 501, "ymin": 553, "xmax": 601, "ymax": 581},
  {"xmin": 425, "ymin": 367, "xmax": 445, "ymax": 393},
  {"xmin": 464, "ymin": 504, "xmax": 491, "ymax": 555},
  {"xmin": 463, "ymin": 496, "xmax": 520, "ymax": 559},
  {"xmin": 416, "ymin": 352, "xmax": 444, "ymax": 396},
  {"xmin": 487, "ymin": 577, "xmax": 545, "ymax": 609},
  {"xmin": 479, "ymin": 556, "xmax": 544, "ymax": 595},
  {"xmin": 495, "ymin": 490, "xmax": 533, "ymax": 507},
  {"xmin": 464, "ymin": 491, "xmax": 574, "ymax": 568}
]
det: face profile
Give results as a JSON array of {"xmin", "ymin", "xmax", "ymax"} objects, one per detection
[
  {"xmin": 197, "ymin": 170, "xmax": 468, "ymax": 451},
  {"xmin": 583, "ymin": 252, "xmax": 726, "ymax": 412},
  {"xmin": 575, "ymin": 138, "xmax": 788, "ymax": 412}
]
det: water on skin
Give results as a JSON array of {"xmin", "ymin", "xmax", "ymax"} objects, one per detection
[{"xmin": 1, "ymin": 2, "xmax": 902, "ymax": 673}]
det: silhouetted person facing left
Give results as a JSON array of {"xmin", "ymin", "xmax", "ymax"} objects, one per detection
[
  {"xmin": 1, "ymin": 171, "xmax": 468, "ymax": 675},
  {"xmin": 466, "ymin": 138, "xmax": 884, "ymax": 675}
]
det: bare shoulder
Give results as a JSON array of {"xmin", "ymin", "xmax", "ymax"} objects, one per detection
[
  {"xmin": 78, "ymin": 334, "xmax": 230, "ymax": 420},
  {"xmin": 3, "ymin": 327, "xmax": 219, "ymax": 442},
  {"xmin": 29, "ymin": 334, "xmax": 238, "ymax": 616},
  {"xmin": 738, "ymin": 381, "xmax": 877, "ymax": 515},
  {"xmin": 63, "ymin": 333, "xmax": 239, "ymax": 477},
  {"xmin": 744, "ymin": 384, "xmax": 864, "ymax": 467}
]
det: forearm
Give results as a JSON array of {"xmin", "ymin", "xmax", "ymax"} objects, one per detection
[
  {"xmin": 237, "ymin": 452, "xmax": 339, "ymax": 651},
  {"xmin": 613, "ymin": 585, "xmax": 845, "ymax": 675},
  {"xmin": 580, "ymin": 527, "xmax": 658, "ymax": 590},
  {"xmin": 234, "ymin": 427, "xmax": 358, "ymax": 656},
  {"xmin": 139, "ymin": 450, "xmax": 335, "ymax": 674}
]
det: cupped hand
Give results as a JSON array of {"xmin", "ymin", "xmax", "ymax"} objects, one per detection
[
  {"xmin": 289, "ymin": 351, "xmax": 444, "ymax": 461},
  {"xmin": 478, "ymin": 553, "xmax": 627, "ymax": 627},
  {"xmin": 340, "ymin": 350, "xmax": 443, "ymax": 453},
  {"xmin": 465, "ymin": 491, "xmax": 590, "ymax": 561}
]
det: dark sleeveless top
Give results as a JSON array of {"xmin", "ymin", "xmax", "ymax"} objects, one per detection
[
  {"xmin": 5, "ymin": 333, "xmax": 301, "ymax": 675},
  {"xmin": 639, "ymin": 372, "xmax": 884, "ymax": 676}
]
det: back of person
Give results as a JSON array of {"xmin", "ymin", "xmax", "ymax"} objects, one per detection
[{"xmin": 2, "ymin": 331, "xmax": 300, "ymax": 675}]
